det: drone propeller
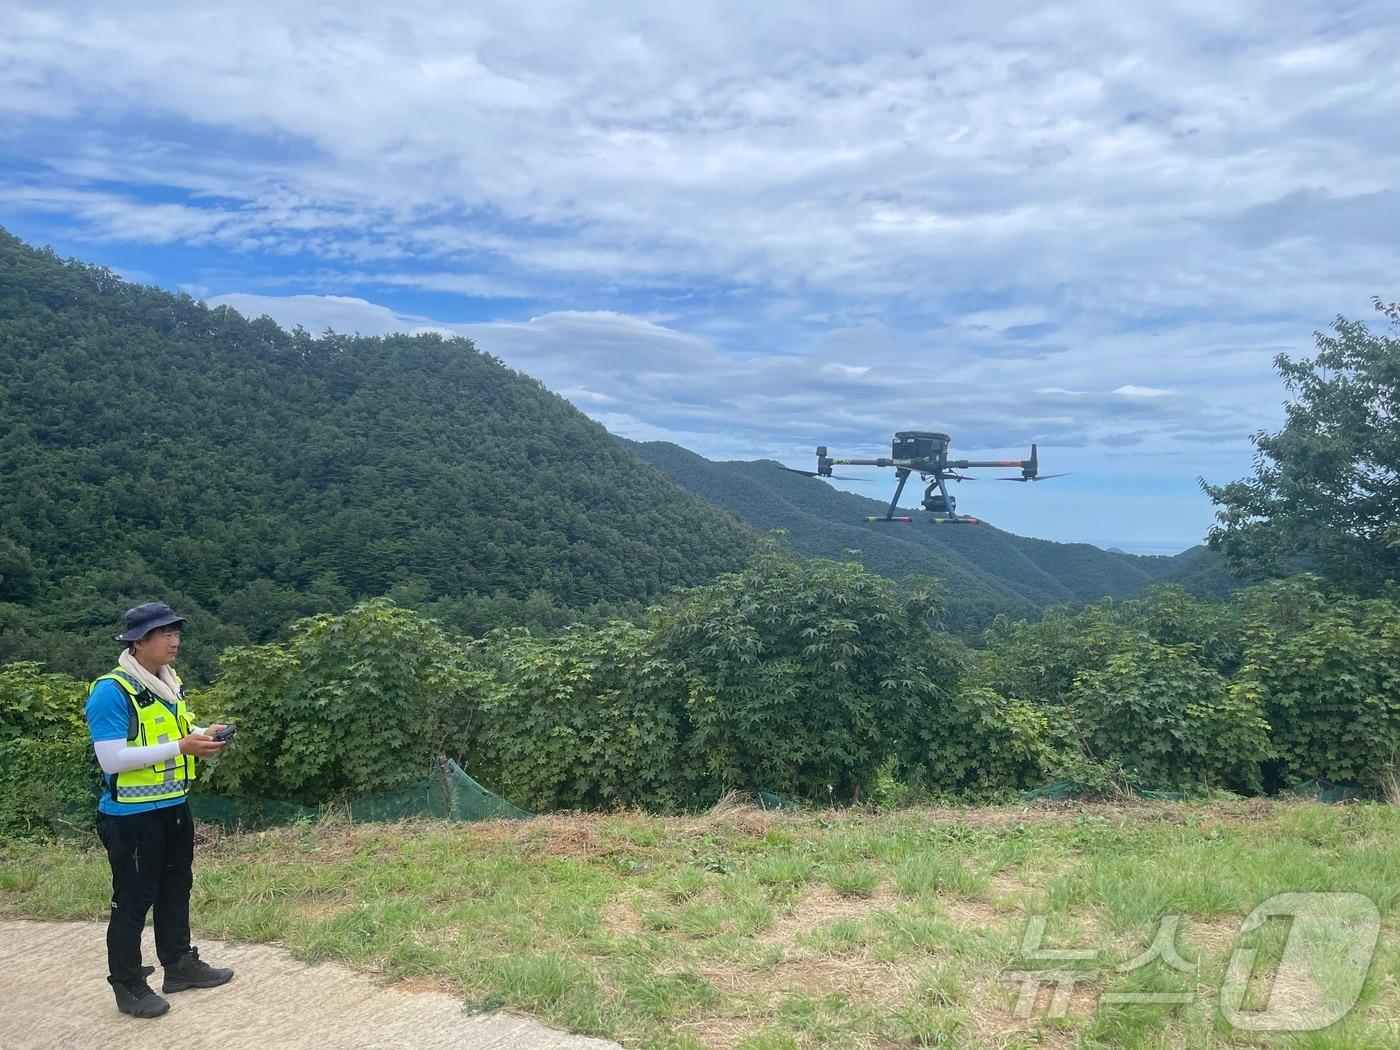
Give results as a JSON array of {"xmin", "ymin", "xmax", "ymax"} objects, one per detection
[
  {"xmin": 780, "ymin": 466, "xmax": 862, "ymax": 481},
  {"xmin": 942, "ymin": 472, "xmax": 977, "ymax": 482},
  {"xmin": 996, "ymin": 473, "xmax": 1071, "ymax": 482}
]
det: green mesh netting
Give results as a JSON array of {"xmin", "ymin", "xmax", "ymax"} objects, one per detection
[
  {"xmin": 189, "ymin": 757, "xmax": 532, "ymax": 830},
  {"xmin": 1280, "ymin": 779, "xmax": 1358, "ymax": 805},
  {"xmin": 1021, "ymin": 778, "xmax": 1088, "ymax": 801},
  {"xmin": 1021, "ymin": 779, "xmax": 1185, "ymax": 802},
  {"xmin": 756, "ymin": 790, "xmax": 801, "ymax": 810}
]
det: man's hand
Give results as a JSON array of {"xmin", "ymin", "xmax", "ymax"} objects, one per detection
[{"xmin": 179, "ymin": 731, "xmax": 226, "ymax": 758}]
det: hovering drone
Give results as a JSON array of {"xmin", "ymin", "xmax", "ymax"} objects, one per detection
[{"xmin": 783, "ymin": 430, "xmax": 1067, "ymax": 524}]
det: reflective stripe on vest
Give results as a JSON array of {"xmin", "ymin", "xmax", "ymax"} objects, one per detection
[
  {"xmin": 91, "ymin": 669, "xmax": 197, "ymax": 805},
  {"xmin": 115, "ymin": 779, "xmax": 192, "ymax": 800}
]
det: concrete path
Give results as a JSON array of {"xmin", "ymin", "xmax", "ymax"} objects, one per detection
[{"xmin": 0, "ymin": 920, "xmax": 623, "ymax": 1050}]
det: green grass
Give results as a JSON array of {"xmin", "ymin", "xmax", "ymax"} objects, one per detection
[
  {"xmin": 748, "ymin": 853, "xmax": 816, "ymax": 889},
  {"xmin": 798, "ymin": 917, "xmax": 869, "ymax": 956},
  {"xmin": 823, "ymin": 863, "xmax": 881, "ymax": 898},
  {"xmin": 3, "ymin": 800, "xmax": 1398, "ymax": 1048},
  {"xmin": 892, "ymin": 853, "xmax": 989, "ymax": 900}
]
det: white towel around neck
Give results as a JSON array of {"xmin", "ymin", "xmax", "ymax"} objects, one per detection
[{"xmin": 118, "ymin": 649, "xmax": 184, "ymax": 706}]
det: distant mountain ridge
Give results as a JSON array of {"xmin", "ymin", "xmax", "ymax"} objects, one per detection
[{"xmin": 625, "ymin": 440, "xmax": 1239, "ymax": 632}]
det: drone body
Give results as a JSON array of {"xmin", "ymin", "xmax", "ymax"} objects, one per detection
[{"xmin": 784, "ymin": 430, "xmax": 1066, "ymax": 524}]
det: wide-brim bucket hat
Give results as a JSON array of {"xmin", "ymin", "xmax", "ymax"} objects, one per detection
[{"xmin": 116, "ymin": 602, "xmax": 187, "ymax": 642}]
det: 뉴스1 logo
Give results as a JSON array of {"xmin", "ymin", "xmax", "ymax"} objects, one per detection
[{"xmin": 1003, "ymin": 892, "xmax": 1381, "ymax": 1031}]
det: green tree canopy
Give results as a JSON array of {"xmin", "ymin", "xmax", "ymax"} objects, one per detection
[{"xmin": 1203, "ymin": 297, "xmax": 1400, "ymax": 593}]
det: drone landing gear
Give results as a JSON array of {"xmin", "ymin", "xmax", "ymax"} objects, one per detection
[
  {"xmin": 864, "ymin": 468, "xmax": 916, "ymax": 521},
  {"xmin": 864, "ymin": 470, "xmax": 980, "ymax": 524}
]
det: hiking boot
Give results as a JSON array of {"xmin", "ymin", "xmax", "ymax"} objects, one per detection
[
  {"xmin": 162, "ymin": 948, "xmax": 234, "ymax": 993},
  {"xmin": 113, "ymin": 976, "xmax": 170, "ymax": 1018}
]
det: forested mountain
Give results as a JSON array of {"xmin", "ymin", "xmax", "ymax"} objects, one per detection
[
  {"xmin": 0, "ymin": 229, "xmax": 756, "ymax": 680},
  {"xmin": 1149, "ymin": 544, "xmax": 1244, "ymax": 598},
  {"xmin": 626, "ymin": 440, "xmax": 1242, "ymax": 632}
]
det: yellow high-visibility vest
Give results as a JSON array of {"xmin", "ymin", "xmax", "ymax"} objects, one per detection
[{"xmin": 91, "ymin": 669, "xmax": 197, "ymax": 804}]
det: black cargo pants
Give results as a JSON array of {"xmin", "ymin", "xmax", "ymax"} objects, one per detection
[{"xmin": 95, "ymin": 800, "xmax": 194, "ymax": 986}]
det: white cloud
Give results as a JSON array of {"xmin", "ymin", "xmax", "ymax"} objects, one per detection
[
  {"xmin": 559, "ymin": 387, "xmax": 619, "ymax": 406},
  {"xmin": 351, "ymin": 271, "xmax": 535, "ymax": 299},
  {"xmin": 3, "ymin": 1, "xmax": 1395, "ymax": 316},
  {"xmin": 5, "ymin": 0, "xmax": 1396, "ymax": 546},
  {"xmin": 206, "ymin": 293, "xmax": 434, "ymax": 336}
]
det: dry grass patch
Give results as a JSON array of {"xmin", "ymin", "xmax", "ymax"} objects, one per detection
[
  {"xmin": 763, "ymin": 885, "xmax": 894, "ymax": 947},
  {"xmin": 296, "ymin": 895, "xmax": 353, "ymax": 922},
  {"xmin": 963, "ymin": 975, "xmax": 1087, "ymax": 1050},
  {"xmin": 677, "ymin": 952, "xmax": 917, "ymax": 1049},
  {"xmin": 966, "ymin": 968, "xmax": 1105, "ymax": 1047},
  {"xmin": 640, "ymin": 883, "xmax": 967, "ymax": 1044},
  {"xmin": 517, "ymin": 815, "xmax": 611, "ymax": 860},
  {"xmin": 764, "ymin": 952, "xmax": 918, "ymax": 1006},
  {"xmin": 669, "ymin": 1016, "xmax": 757, "ymax": 1050},
  {"xmin": 758, "ymin": 952, "xmax": 916, "ymax": 1007},
  {"xmin": 234, "ymin": 820, "xmax": 372, "ymax": 862},
  {"xmin": 663, "ymin": 794, "xmax": 780, "ymax": 844},
  {"xmin": 452, "ymin": 817, "xmax": 535, "ymax": 848},
  {"xmin": 941, "ymin": 893, "xmax": 1017, "ymax": 932},
  {"xmin": 990, "ymin": 872, "xmax": 1064, "ymax": 921},
  {"xmin": 1181, "ymin": 916, "xmax": 1244, "ymax": 960},
  {"xmin": 600, "ymin": 892, "xmax": 649, "ymax": 938},
  {"xmin": 894, "ymin": 798, "xmax": 1271, "ymax": 830}
]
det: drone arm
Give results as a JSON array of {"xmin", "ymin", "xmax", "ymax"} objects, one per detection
[{"xmin": 950, "ymin": 445, "xmax": 1041, "ymax": 479}]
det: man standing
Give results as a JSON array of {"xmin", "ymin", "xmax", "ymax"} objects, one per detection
[{"xmin": 85, "ymin": 602, "xmax": 236, "ymax": 1018}]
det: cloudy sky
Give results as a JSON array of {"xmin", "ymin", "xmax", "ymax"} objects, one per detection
[{"xmin": 4, "ymin": 2, "xmax": 1397, "ymax": 553}]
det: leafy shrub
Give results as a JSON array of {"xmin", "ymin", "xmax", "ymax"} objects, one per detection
[
  {"xmin": 18, "ymin": 556, "xmax": 1400, "ymax": 817},
  {"xmin": 464, "ymin": 621, "xmax": 684, "ymax": 811},
  {"xmin": 1067, "ymin": 642, "xmax": 1270, "ymax": 792},
  {"xmin": 972, "ymin": 577, "xmax": 1400, "ymax": 795},
  {"xmin": 974, "ymin": 601, "xmax": 1139, "ymax": 708},
  {"xmin": 0, "ymin": 662, "xmax": 95, "ymax": 836},
  {"xmin": 204, "ymin": 599, "xmax": 477, "ymax": 804},
  {"xmin": 1235, "ymin": 583, "xmax": 1400, "ymax": 788},
  {"xmin": 653, "ymin": 544, "xmax": 960, "ymax": 804},
  {"xmin": 1134, "ymin": 584, "xmax": 1250, "ymax": 676},
  {"xmin": 915, "ymin": 686, "xmax": 1053, "ymax": 793}
]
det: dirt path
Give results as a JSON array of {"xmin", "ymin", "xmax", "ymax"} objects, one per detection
[{"xmin": 0, "ymin": 920, "xmax": 622, "ymax": 1049}]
